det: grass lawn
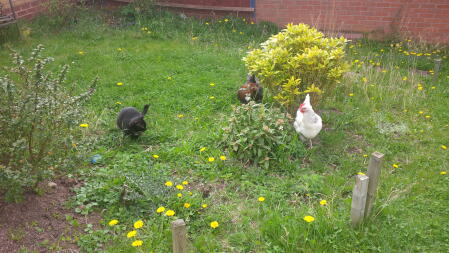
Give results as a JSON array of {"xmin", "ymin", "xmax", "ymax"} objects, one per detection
[{"xmin": 1, "ymin": 8, "xmax": 448, "ymax": 253}]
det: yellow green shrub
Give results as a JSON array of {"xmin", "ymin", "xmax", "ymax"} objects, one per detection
[{"xmin": 243, "ymin": 23, "xmax": 348, "ymax": 111}]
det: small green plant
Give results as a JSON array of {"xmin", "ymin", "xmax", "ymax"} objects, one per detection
[
  {"xmin": 243, "ymin": 23, "xmax": 348, "ymax": 112},
  {"xmin": 0, "ymin": 45, "xmax": 96, "ymax": 202},
  {"xmin": 221, "ymin": 102, "xmax": 293, "ymax": 169}
]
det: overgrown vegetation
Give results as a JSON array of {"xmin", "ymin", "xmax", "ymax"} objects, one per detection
[
  {"xmin": 243, "ymin": 23, "xmax": 348, "ymax": 112},
  {"xmin": 0, "ymin": 5, "xmax": 448, "ymax": 253},
  {"xmin": 0, "ymin": 45, "xmax": 96, "ymax": 202},
  {"xmin": 221, "ymin": 101, "xmax": 300, "ymax": 168}
]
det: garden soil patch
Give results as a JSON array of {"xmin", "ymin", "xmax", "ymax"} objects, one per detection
[{"xmin": 0, "ymin": 178, "xmax": 101, "ymax": 253}]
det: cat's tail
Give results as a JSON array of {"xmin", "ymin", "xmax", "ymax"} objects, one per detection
[{"xmin": 142, "ymin": 104, "xmax": 150, "ymax": 116}]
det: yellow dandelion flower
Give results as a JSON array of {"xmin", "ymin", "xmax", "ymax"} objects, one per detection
[
  {"xmin": 258, "ymin": 196, "xmax": 265, "ymax": 202},
  {"xmin": 425, "ymin": 115, "xmax": 431, "ymax": 119},
  {"xmin": 200, "ymin": 147, "xmax": 207, "ymax": 152},
  {"xmin": 133, "ymin": 220, "xmax": 144, "ymax": 229},
  {"xmin": 205, "ymin": 22, "xmax": 209, "ymax": 25},
  {"xmin": 441, "ymin": 145, "xmax": 447, "ymax": 150},
  {"xmin": 440, "ymin": 171, "xmax": 447, "ymax": 175},
  {"xmin": 418, "ymin": 111, "xmax": 424, "ymax": 114},
  {"xmin": 220, "ymin": 155, "xmax": 227, "ymax": 161},
  {"xmin": 209, "ymin": 82, "xmax": 215, "ymax": 86},
  {"xmin": 202, "ymin": 204, "xmax": 208, "ymax": 208},
  {"xmin": 176, "ymin": 185, "xmax": 184, "ymax": 190},
  {"xmin": 108, "ymin": 219, "xmax": 119, "ymax": 226},
  {"xmin": 402, "ymin": 77, "xmax": 408, "ymax": 81},
  {"xmin": 349, "ymin": 93, "xmax": 354, "ymax": 97},
  {"xmin": 210, "ymin": 221, "xmax": 219, "ymax": 228},
  {"xmin": 209, "ymin": 96, "xmax": 215, "ymax": 99},
  {"xmin": 131, "ymin": 240, "xmax": 143, "ymax": 247},
  {"xmin": 165, "ymin": 210, "xmax": 175, "ymax": 216},
  {"xmin": 116, "ymin": 82, "xmax": 123, "ymax": 86},
  {"xmin": 363, "ymin": 154, "xmax": 368, "ymax": 157},
  {"xmin": 127, "ymin": 230, "xmax": 137, "ymax": 238},
  {"xmin": 381, "ymin": 69, "xmax": 387, "ymax": 73},
  {"xmin": 177, "ymin": 193, "xmax": 182, "ymax": 197},
  {"xmin": 156, "ymin": 206, "xmax": 165, "ymax": 213},
  {"xmin": 116, "ymin": 101, "xmax": 122, "ymax": 104},
  {"xmin": 357, "ymin": 172, "xmax": 366, "ymax": 175},
  {"xmin": 303, "ymin": 216, "xmax": 315, "ymax": 223},
  {"xmin": 182, "ymin": 181, "xmax": 189, "ymax": 185},
  {"xmin": 152, "ymin": 154, "xmax": 159, "ymax": 159},
  {"xmin": 224, "ymin": 18, "xmax": 229, "ymax": 22},
  {"xmin": 167, "ymin": 76, "xmax": 172, "ymax": 80},
  {"xmin": 184, "ymin": 203, "xmax": 191, "ymax": 208},
  {"xmin": 117, "ymin": 48, "xmax": 123, "ymax": 51},
  {"xmin": 319, "ymin": 200, "xmax": 327, "ymax": 206},
  {"xmin": 79, "ymin": 124, "xmax": 89, "ymax": 128},
  {"xmin": 192, "ymin": 36, "xmax": 199, "ymax": 40},
  {"xmin": 177, "ymin": 114, "xmax": 184, "ymax": 118},
  {"xmin": 392, "ymin": 164, "xmax": 399, "ymax": 168},
  {"xmin": 78, "ymin": 51, "xmax": 85, "ymax": 55},
  {"xmin": 362, "ymin": 77, "xmax": 368, "ymax": 83},
  {"xmin": 188, "ymin": 191, "xmax": 193, "ymax": 195},
  {"xmin": 165, "ymin": 181, "xmax": 173, "ymax": 187},
  {"xmin": 251, "ymin": 21, "xmax": 255, "ymax": 24},
  {"xmin": 208, "ymin": 157, "xmax": 215, "ymax": 162},
  {"xmin": 431, "ymin": 86, "xmax": 436, "ymax": 89}
]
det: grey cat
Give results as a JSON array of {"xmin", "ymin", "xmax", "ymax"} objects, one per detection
[{"xmin": 117, "ymin": 104, "xmax": 149, "ymax": 137}]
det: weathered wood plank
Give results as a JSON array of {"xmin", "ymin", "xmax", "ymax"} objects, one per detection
[
  {"xmin": 172, "ymin": 219, "xmax": 187, "ymax": 253},
  {"xmin": 351, "ymin": 174, "xmax": 369, "ymax": 227},
  {"xmin": 364, "ymin": 152, "xmax": 384, "ymax": 217},
  {"xmin": 155, "ymin": 2, "xmax": 255, "ymax": 12}
]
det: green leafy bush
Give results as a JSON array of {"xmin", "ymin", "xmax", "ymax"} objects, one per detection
[
  {"xmin": 221, "ymin": 102, "xmax": 293, "ymax": 169},
  {"xmin": 0, "ymin": 45, "xmax": 96, "ymax": 202},
  {"xmin": 243, "ymin": 23, "xmax": 348, "ymax": 112}
]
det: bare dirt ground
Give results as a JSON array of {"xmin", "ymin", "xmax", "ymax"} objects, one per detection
[{"xmin": 0, "ymin": 177, "xmax": 101, "ymax": 253}]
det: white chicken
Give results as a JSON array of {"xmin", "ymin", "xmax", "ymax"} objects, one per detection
[{"xmin": 293, "ymin": 94, "xmax": 322, "ymax": 148}]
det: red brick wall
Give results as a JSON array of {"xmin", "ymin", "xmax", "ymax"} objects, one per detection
[
  {"xmin": 255, "ymin": 0, "xmax": 449, "ymax": 44},
  {"xmin": 1, "ymin": 0, "xmax": 47, "ymax": 19}
]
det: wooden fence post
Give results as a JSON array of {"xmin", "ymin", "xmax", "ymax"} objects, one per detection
[
  {"xmin": 351, "ymin": 174, "xmax": 369, "ymax": 227},
  {"xmin": 172, "ymin": 219, "xmax": 187, "ymax": 253},
  {"xmin": 364, "ymin": 152, "xmax": 384, "ymax": 217}
]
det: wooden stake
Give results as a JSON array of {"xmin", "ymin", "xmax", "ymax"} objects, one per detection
[
  {"xmin": 364, "ymin": 152, "xmax": 384, "ymax": 217},
  {"xmin": 172, "ymin": 219, "xmax": 187, "ymax": 253},
  {"xmin": 351, "ymin": 174, "xmax": 369, "ymax": 227}
]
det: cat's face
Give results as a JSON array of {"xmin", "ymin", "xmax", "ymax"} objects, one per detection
[
  {"xmin": 130, "ymin": 118, "xmax": 146, "ymax": 133},
  {"xmin": 249, "ymin": 83, "xmax": 260, "ymax": 95}
]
